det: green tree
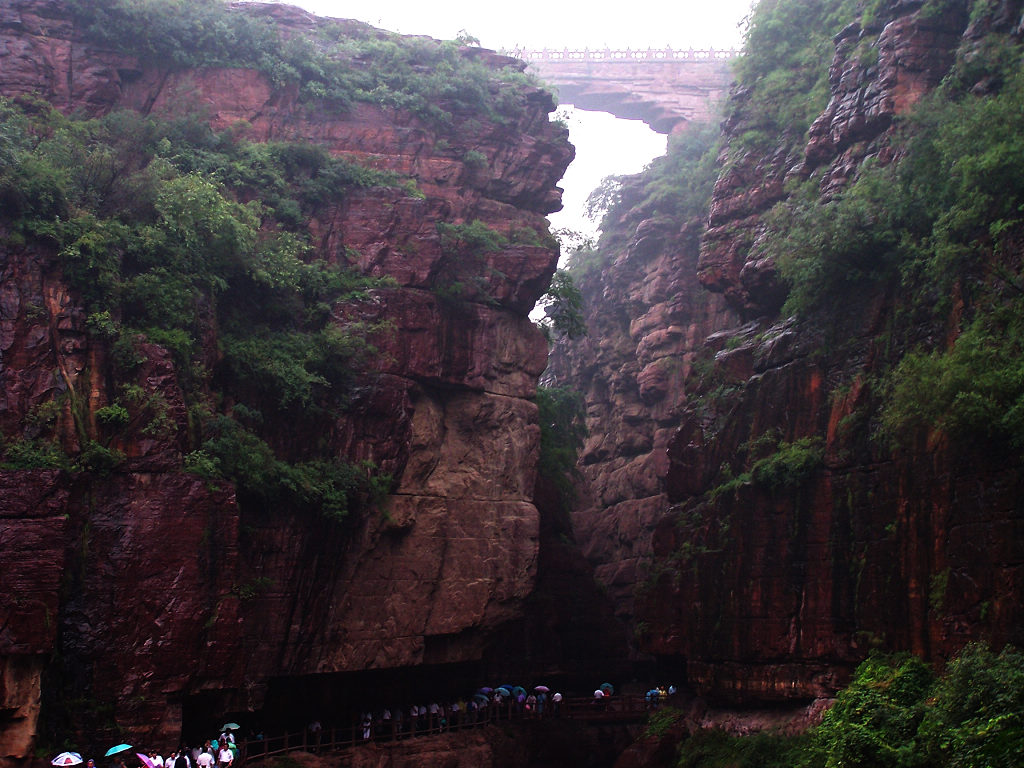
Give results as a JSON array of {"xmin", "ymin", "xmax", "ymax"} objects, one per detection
[
  {"xmin": 811, "ymin": 653, "xmax": 935, "ymax": 768},
  {"xmin": 537, "ymin": 270, "xmax": 587, "ymax": 341},
  {"xmin": 919, "ymin": 643, "xmax": 1024, "ymax": 767},
  {"xmin": 535, "ymin": 386, "xmax": 587, "ymax": 507}
]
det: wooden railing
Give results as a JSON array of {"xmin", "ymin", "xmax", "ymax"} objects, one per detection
[
  {"xmin": 239, "ymin": 696, "xmax": 652, "ymax": 763},
  {"xmin": 506, "ymin": 47, "xmax": 740, "ymax": 62}
]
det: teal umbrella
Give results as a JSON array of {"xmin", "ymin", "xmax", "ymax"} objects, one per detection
[
  {"xmin": 105, "ymin": 746, "xmax": 133, "ymax": 758},
  {"xmin": 220, "ymin": 723, "xmax": 241, "ymax": 731}
]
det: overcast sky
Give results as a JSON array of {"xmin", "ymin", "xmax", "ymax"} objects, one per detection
[{"xmin": 292, "ymin": 0, "xmax": 752, "ymax": 52}]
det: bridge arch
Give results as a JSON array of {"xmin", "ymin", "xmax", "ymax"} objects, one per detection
[{"xmin": 512, "ymin": 48, "xmax": 738, "ymax": 133}]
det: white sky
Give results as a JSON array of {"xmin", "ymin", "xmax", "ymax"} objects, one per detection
[
  {"xmin": 290, "ymin": 0, "xmax": 753, "ymax": 238},
  {"xmin": 547, "ymin": 107, "xmax": 666, "ymax": 237},
  {"xmin": 292, "ymin": 0, "xmax": 752, "ymax": 57}
]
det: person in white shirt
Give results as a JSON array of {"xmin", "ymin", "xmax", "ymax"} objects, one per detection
[
  {"xmin": 217, "ymin": 746, "xmax": 233, "ymax": 768},
  {"xmin": 196, "ymin": 752, "xmax": 214, "ymax": 768}
]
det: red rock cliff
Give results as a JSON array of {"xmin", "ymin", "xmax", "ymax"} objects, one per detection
[
  {"xmin": 0, "ymin": 0, "xmax": 572, "ymax": 756},
  {"xmin": 552, "ymin": 0, "xmax": 1024, "ymax": 712}
]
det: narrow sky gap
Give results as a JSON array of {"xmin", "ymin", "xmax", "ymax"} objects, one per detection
[{"xmin": 548, "ymin": 106, "xmax": 668, "ymax": 240}]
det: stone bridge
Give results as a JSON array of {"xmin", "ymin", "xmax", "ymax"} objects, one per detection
[{"xmin": 508, "ymin": 48, "xmax": 739, "ymax": 133}]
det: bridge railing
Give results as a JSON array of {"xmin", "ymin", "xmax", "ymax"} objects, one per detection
[
  {"xmin": 506, "ymin": 47, "xmax": 740, "ymax": 63},
  {"xmin": 239, "ymin": 695, "xmax": 652, "ymax": 763}
]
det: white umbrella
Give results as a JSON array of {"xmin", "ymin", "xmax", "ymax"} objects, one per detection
[{"xmin": 52, "ymin": 754, "xmax": 84, "ymax": 767}]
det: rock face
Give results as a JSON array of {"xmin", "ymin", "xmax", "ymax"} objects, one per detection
[
  {"xmin": 546, "ymin": 217, "xmax": 735, "ymax": 629},
  {"xmin": 0, "ymin": 0, "xmax": 572, "ymax": 756},
  {"xmin": 553, "ymin": 0, "xmax": 1024, "ymax": 710}
]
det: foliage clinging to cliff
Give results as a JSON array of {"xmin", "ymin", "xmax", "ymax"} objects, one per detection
[
  {"xmin": 535, "ymin": 386, "xmax": 587, "ymax": 507},
  {"xmin": 672, "ymin": 645, "xmax": 1024, "ymax": 768},
  {"xmin": 733, "ymin": 0, "xmax": 859, "ymax": 149},
  {"xmin": 757, "ymin": 36, "xmax": 1024, "ymax": 449},
  {"xmin": 0, "ymin": 97, "xmax": 401, "ymax": 516},
  {"xmin": 587, "ymin": 120, "xmax": 722, "ymax": 231},
  {"xmin": 65, "ymin": 0, "xmax": 538, "ymax": 126}
]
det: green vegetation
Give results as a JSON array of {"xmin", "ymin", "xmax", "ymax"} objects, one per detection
[
  {"xmin": 643, "ymin": 706, "xmax": 684, "ymax": 740},
  {"xmin": 759, "ymin": 167, "xmax": 906, "ymax": 317},
  {"xmin": 743, "ymin": 21, "xmax": 1024, "ymax": 451},
  {"xmin": 536, "ymin": 270, "xmax": 587, "ymax": 341},
  {"xmin": 707, "ymin": 434, "xmax": 825, "ymax": 499},
  {"xmin": 880, "ymin": 303, "xmax": 1024, "ymax": 449},
  {"xmin": 764, "ymin": 49, "xmax": 1024, "ymax": 322},
  {"xmin": 0, "ymin": 94, "xmax": 404, "ymax": 518},
  {"xmin": 809, "ymin": 653, "xmax": 935, "ymax": 767},
  {"xmin": 0, "ymin": 436, "xmax": 72, "ymax": 471},
  {"xmin": 669, "ymin": 645, "xmax": 1024, "ymax": 768},
  {"xmin": 0, "ymin": 0, "xmax": 556, "ymax": 521},
  {"xmin": 64, "ymin": 0, "xmax": 539, "ymax": 127},
  {"xmin": 535, "ymin": 386, "xmax": 587, "ymax": 507},
  {"xmin": 432, "ymin": 219, "xmax": 509, "ymax": 302},
  {"xmin": 677, "ymin": 729, "xmax": 809, "ymax": 768},
  {"xmin": 584, "ymin": 120, "xmax": 722, "ymax": 229},
  {"xmin": 749, "ymin": 436, "xmax": 824, "ymax": 489},
  {"xmin": 733, "ymin": 0, "xmax": 860, "ymax": 150}
]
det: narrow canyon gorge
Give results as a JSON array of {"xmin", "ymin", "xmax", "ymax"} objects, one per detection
[{"xmin": 2, "ymin": 1, "xmax": 1024, "ymax": 766}]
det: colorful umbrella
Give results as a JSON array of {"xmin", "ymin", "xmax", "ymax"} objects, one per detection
[
  {"xmin": 137, "ymin": 752, "xmax": 157, "ymax": 768},
  {"xmin": 105, "ymin": 746, "xmax": 132, "ymax": 758},
  {"xmin": 533, "ymin": 685, "xmax": 550, "ymax": 693},
  {"xmin": 52, "ymin": 754, "xmax": 83, "ymax": 767},
  {"xmin": 600, "ymin": 682, "xmax": 614, "ymax": 695}
]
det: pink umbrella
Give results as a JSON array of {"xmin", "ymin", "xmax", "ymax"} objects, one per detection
[{"xmin": 137, "ymin": 754, "xmax": 157, "ymax": 768}]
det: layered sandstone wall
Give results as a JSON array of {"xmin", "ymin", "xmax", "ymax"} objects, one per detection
[
  {"xmin": 546, "ymin": 217, "xmax": 736, "ymax": 631},
  {"xmin": 554, "ymin": 0, "xmax": 1024, "ymax": 708},
  {"xmin": 0, "ymin": 0, "xmax": 572, "ymax": 754}
]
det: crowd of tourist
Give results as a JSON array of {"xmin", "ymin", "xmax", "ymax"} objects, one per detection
[
  {"xmin": 66, "ymin": 728, "xmax": 243, "ymax": 768},
  {"xmin": 326, "ymin": 681, "xmax": 676, "ymax": 743},
  {"xmin": 343, "ymin": 685, "xmax": 565, "ymax": 741},
  {"xmin": 58, "ymin": 681, "xmax": 679, "ymax": 768}
]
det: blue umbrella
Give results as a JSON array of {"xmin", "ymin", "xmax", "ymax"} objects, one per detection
[{"xmin": 105, "ymin": 746, "xmax": 133, "ymax": 758}]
